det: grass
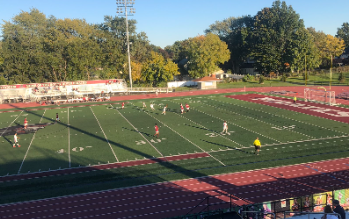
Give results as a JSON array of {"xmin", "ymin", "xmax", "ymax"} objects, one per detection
[
  {"xmin": 173, "ymin": 74, "xmax": 349, "ymax": 91},
  {"xmin": 0, "ymin": 92, "xmax": 349, "ymax": 204}
]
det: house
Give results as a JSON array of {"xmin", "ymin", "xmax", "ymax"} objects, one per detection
[{"xmin": 192, "ymin": 76, "xmax": 221, "ymax": 89}]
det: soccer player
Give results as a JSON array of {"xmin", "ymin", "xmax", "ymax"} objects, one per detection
[
  {"xmin": 13, "ymin": 133, "xmax": 20, "ymax": 148},
  {"xmin": 24, "ymin": 117, "xmax": 28, "ymax": 129},
  {"xmin": 154, "ymin": 123, "xmax": 159, "ymax": 138},
  {"xmin": 222, "ymin": 121, "xmax": 229, "ymax": 135},
  {"xmin": 162, "ymin": 105, "xmax": 167, "ymax": 115},
  {"xmin": 142, "ymin": 102, "xmax": 147, "ymax": 108},
  {"xmin": 150, "ymin": 103, "xmax": 155, "ymax": 111},
  {"xmin": 185, "ymin": 103, "xmax": 190, "ymax": 112},
  {"xmin": 293, "ymin": 96, "xmax": 297, "ymax": 103},
  {"xmin": 180, "ymin": 104, "xmax": 184, "ymax": 114},
  {"xmin": 122, "ymin": 102, "xmax": 125, "ymax": 109},
  {"xmin": 253, "ymin": 137, "xmax": 261, "ymax": 155},
  {"xmin": 56, "ymin": 113, "xmax": 60, "ymax": 122}
]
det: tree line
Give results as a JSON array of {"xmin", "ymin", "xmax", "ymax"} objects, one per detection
[
  {"xmin": 166, "ymin": 0, "xmax": 348, "ymax": 76},
  {"xmin": 0, "ymin": 1, "xmax": 348, "ymax": 86}
]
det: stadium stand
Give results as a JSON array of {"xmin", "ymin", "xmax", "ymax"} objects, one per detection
[{"xmin": 0, "ymin": 79, "xmax": 171, "ymax": 104}]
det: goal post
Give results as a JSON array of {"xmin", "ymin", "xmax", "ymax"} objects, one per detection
[{"xmin": 304, "ymin": 88, "xmax": 336, "ymax": 106}]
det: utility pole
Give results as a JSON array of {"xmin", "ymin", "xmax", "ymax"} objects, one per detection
[{"xmin": 116, "ymin": 0, "xmax": 135, "ymax": 90}]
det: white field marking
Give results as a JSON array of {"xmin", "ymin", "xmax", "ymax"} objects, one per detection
[
  {"xmin": 167, "ymin": 100, "xmax": 244, "ymax": 148},
  {"xmin": 205, "ymin": 97, "xmax": 314, "ymax": 139},
  {"xmin": 0, "ymin": 155, "xmax": 345, "ymax": 209},
  {"xmin": 0, "ymin": 111, "xmax": 23, "ymax": 138},
  {"xmin": 68, "ymin": 108, "xmax": 71, "ymax": 168},
  {"xmin": 134, "ymin": 103, "xmax": 226, "ymax": 166},
  {"xmin": 90, "ymin": 107, "xmax": 119, "ymax": 162},
  {"xmin": 201, "ymin": 100, "xmax": 313, "ymax": 139},
  {"xmin": 211, "ymin": 135, "xmax": 349, "ymax": 155},
  {"xmin": 194, "ymin": 106, "xmax": 281, "ymax": 143},
  {"xmin": 114, "ymin": 104, "xmax": 164, "ymax": 158},
  {"xmin": 18, "ymin": 110, "xmax": 46, "ymax": 174},
  {"xmin": 213, "ymin": 97, "xmax": 348, "ymax": 136}
]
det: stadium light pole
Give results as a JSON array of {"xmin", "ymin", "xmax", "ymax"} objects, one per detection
[{"xmin": 116, "ymin": 0, "xmax": 135, "ymax": 90}]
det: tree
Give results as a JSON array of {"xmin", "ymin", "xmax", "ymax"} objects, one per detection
[
  {"xmin": 205, "ymin": 16, "xmax": 253, "ymax": 73},
  {"xmin": 308, "ymin": 28, "xmax": 345, "ymax": 67},
  {"xmin": 142, "ymin": 51, "xmax": 179, "ymax": 86},
  {"xmin": 186, "ymin": 33, "xmax": 230, "ymax": 78},
  {"xmin": 250, "ymin": 1, "xmax": 308, "ymax": 74},
  {"xmin": 1, "ymin": 9, "xmax": 48, "ymax": 84},
  {"xmin": 291, "ymin": 28, "xmax": 321, "ymax": 74},
  {"xmin": 336, "ymin": 22, "xmax": 349, "ymax": 49},
  {"xmin": 338, "ymin": 72, "xmax": 346, "ymax": 83}
]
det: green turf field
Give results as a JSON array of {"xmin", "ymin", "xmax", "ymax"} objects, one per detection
[{"xmin": 1, "ymin": 93, "xmax": 349, "ymax": 203}]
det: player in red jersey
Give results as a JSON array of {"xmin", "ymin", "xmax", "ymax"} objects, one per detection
[
  {"xmin": 180, "ymin": 104, "xmax": 184, "ymax": 114},
  {"xmin": 154, "ymin": 123, "xmax": 159, "ymax": 138},
  {"xmin": 24, "ymin": 118, "xmax": 28, "ymax": 129},
  {"xmin": 122, "ymin": 102, "xmax": 125, "ymax": 109},
  {"xmin": 56, "ymin": 113, "xmax": 60, "ymax": 122},
  {"xmin": 185, "ymin": 103, "xmax": 190, "ymax": 112}
]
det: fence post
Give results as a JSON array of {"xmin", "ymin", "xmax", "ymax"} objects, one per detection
[
  {"xmin": 207, "ymin": 196, "xmax": 210, "ymax": 215},
  {"xmin": 230, "ymin": 194, "xmax": 232, "ymax": 212}
]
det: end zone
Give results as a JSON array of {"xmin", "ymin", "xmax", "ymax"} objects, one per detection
[{"xmin": 227, "ymin": 94, "xmax": 349, "ymax": 124}]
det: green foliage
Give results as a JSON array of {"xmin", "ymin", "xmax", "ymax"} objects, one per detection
[
  {"xmin": 281, "ymin": 74, "xmax": 287, "ymax": 82},
  {"xmin": 205, "ymin": 16, "xmax": 253, "ymax": 73},
  {"xmin": 0, "ymin": 75, "xmax": 7, "ymax": 85},
  {"xmin": 242, "ymin": 74, "xmax": 253, "ymax": 82},
  {"xmin": 338, "ymin": 72, "xmax": 346, "ymax": 83},
  {"xmin": 0, "ymin": 9, "xmax": 154, "ymax": 84},
  {"xmin": 142, "ymin": 51, "xmax": 179, "ymax": 86},
  {"xmin": 186, "ymin": 33, "xmax": 230, "ymax": 78},
  {"xmin": 250, "ymin": 1, "xmax": 310, "ymax": 74},
  {"xmin": 259, "ymin": 75, "xmax": 265, "ymax": 84},
  {"xmin": 308, "ymin": 27, "xmax": 345, "ymax": 67},
  {"xmin": 336, "ymin": 22, "xmax": 349, "ymax": 48}
]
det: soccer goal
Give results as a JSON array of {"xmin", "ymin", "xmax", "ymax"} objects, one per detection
[{"xmin": 304, "ymin": 88, "xmax": 336, "ymax": 105}]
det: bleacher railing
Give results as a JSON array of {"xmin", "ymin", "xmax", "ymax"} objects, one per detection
[{"xmin": 283, "ymin": 211, "xmax": 341, "ymax": 219}]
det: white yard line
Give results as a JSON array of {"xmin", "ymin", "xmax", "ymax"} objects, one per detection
[
  {"xmin": 90, "ymin": 107, "xmax": 119, "ymax": 162},
  {"xmin": 68, "ymin": 108, "xmax": 71, "ymax": 168},
  {"xmin": 210, "ymin": 97, "xmax": 348, "ymax": 136},
  {"xmin": 167, "ymin": 100, "xmax": 245, "ymax": 148},
  {"xmin": 18, "ymin": 110, "xmax": 46, "ymax": 174},
  {"xmin": 0, "ymin": 111, "xmax": 23, "ymax": 137},
  {"xmin": 201, "ymin": 100, "xmax": 313, "ymax": 139},
  {"xmin": 114, "ymin": 105, "xmax": 164, "ymax": 158},
  {"xmin": 194, "ymin": 107, "xmax": 281, "ymax": 143},
  {"xmin": 134, "ymin": 104, "xmax": 226, "ymax": 166},
  {"xmin": 209, "ymin": 135, "xmax": 349, "ymax": 154}
]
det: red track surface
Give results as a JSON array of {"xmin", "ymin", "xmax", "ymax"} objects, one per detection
[
  {"xmin": 1, "ymin": 86, "xmax": 349, "ymax": 219},
  {"xmin": 2, "ymin": 158, "xmax": 349, "ymax": 219}
]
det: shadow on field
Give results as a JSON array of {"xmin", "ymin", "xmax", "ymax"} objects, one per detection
[
  {"xmin": 0, "ymin": 103, "xmax": 238, "ymax": 209},
  {"xmin": 202, "ymin": 140, "xmax": 252, "ymax": 154}
]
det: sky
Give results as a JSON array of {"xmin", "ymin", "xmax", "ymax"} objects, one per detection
[{"xmin": 0, "ymin": 0, "xmax": 348, "ymax": 48}]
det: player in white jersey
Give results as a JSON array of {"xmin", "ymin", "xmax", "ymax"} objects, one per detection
[
  {"xmin": 162, "ymin": 105, "xmax": 167, "ymax": 115},
  {"xmin": 150, "ymin": 103, "xmax": 155, "ymax": 111},
  {"xmin": 142, "ymin": 102, "xmax": 147, "ymax": 108},
  {"xmin": 222, "ymin": 121, "xmax": 229, "ymax": 135},
  {"xmin": 13, "ymin": 133, "xmax": 20, "ymax": 148}
]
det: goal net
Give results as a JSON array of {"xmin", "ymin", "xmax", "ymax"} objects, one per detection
[{"xmin": 304, "ymin": 88, "xmax": 336, "ymax": 105}]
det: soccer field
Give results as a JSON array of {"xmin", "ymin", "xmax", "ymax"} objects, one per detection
[
  {"xmin": 1, "ymin": 92, "xmax": 349, "ymax": 203},
  {"xmin": 1, "ymin": 93, "xmax": 349, "ymax": 176}
]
